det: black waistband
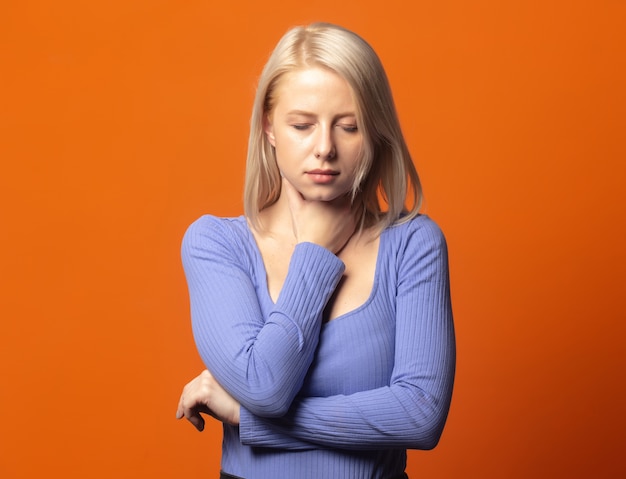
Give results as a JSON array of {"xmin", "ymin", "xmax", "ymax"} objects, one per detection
[
  {"xmin": 220, "ymin": 470, "xmax": 408, "ymax": 479},
  {"xmin": 219, "ymin": 472, "xmax": 245, "ymax": 479}
]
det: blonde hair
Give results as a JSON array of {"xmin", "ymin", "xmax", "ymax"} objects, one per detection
[{"xmin": 244, "ymin": 22, "xmax": 422, "ymax": 232}]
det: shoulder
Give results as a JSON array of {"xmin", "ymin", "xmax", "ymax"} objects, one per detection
[
  {"xmin": 182, "ymin": 214, "xmax": 252, "ymax": 260},
  {"xmin": 382, "ymin": 215, "xmax": 449, "ymax": 281},
  {"xmin": 184, "ymin": 214, "xmax": 247, "ymax": 240},
  {"xmin": 385, "ymin": 214, "xmax": 447, "ymax": 252}
]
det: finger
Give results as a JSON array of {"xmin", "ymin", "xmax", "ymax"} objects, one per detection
[
  {"xmin": 176, "ymin": 371, "xmax": 209, "ymax": 422},
  {"xmin": 176, "ymin": 393, "xmax": 186, "ymax": 419},
  {"xmin": 187, "ymin": 404, "xmax": 215, "ymax": 432},
  {"xmin": 181, "ymin": 400, "xmax": 204, "ymax": 431},
  {"xmin": 186, "ymin": 410, "xmax": 206, "ymax": 432}
]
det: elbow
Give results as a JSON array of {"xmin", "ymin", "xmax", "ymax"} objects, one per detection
[
  {"xmin": 409, "ymin": 407, "xmax": 451, "ymax": 451},
  {"xmin": 247, "ymin": 402, "xmax": 290, "ymax": 418},
  {"xmin": 404, "ymin": 389, "xmax": 453, "ymax": 451},
  {"xmin": 242, "ymin": 386, "xmax": 294, "ymax": 418},
  {"xmin": 405, "ymin": 420, "xmax": 446, "ymax": 451},
  {"xmin": 417, "ymin": 425, "xmax": 444, "ymax": 451},
  {"xmin": 239, "ymin": 357, "xmax": 307, "ymax": 417}
]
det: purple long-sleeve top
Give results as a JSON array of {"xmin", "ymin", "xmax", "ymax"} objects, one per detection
[{"xmin": 182, "ymin": 214, "xmax": 455, "ymax": 479}]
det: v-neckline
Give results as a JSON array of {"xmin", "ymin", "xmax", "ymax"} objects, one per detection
[{"xmin": 243, "ymin": 218, "xmax": 385, "ymax": 324}]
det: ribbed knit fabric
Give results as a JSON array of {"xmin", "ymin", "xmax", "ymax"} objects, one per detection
[{"xmin": 181, "ymin": 214, "xmax": 455, "ymax": 479}]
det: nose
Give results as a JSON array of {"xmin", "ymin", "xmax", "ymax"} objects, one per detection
[{"xmin": 314, "ymin": 125, "xmax": 336, "ymax": 160}]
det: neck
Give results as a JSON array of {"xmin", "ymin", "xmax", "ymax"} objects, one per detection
[{"xmin": 255, "ymin": 192, "xmax": 296, "ymax": 240}]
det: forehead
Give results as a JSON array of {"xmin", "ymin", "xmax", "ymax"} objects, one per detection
[{"xmin": 272, "ymin": 67, "xmax": 357, "ymax": 113}]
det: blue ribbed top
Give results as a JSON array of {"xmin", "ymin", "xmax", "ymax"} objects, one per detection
[{"xmin": 182, "ymin": 214, "xmax": 455, "ymax": 479}]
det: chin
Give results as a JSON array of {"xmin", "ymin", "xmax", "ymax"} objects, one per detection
[{"xmin": 301, "ymin": 189, "xmax": 350, "ymax": 203}]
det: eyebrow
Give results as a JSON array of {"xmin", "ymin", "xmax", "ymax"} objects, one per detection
[{"xmin": 285, "ymin": 110, "xmax": 357, "ymax": 120}]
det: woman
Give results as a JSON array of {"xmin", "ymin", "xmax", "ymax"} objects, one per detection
[{"xmin": 176, "ymin": 22, "xmax": 455, "ymax": 479}]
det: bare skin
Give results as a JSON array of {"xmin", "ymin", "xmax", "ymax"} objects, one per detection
[
  {"xmin": 176, "ymin": 369, "xmax": 239, "ymax": 430},
  {"xmin": 255, "ymin": 177, "xmax": 379, "ymax": 320}
]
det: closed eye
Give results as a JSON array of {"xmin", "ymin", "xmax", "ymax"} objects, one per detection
[
  {"xmin": 292, "ymin": 124, "xmax": 311, "ymax": 131},
  {"xmin": 338, "ymin": 124, "xmax": 358, "ymax": 133}
]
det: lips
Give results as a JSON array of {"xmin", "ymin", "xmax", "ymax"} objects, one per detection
[
  {"xmin": 306, "ymin": 169, "xmax": 339, "ymax": 176},
  {"xmin": 306, "ymin": 169, "xmax": 339, "ymax": 184}
]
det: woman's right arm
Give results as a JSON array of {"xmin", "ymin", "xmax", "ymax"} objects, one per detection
[{"xmin": 182, "ymin": 216, "xmax": 345, "ymax": 417}]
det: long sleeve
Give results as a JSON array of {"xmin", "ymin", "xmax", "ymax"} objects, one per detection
[
  {"xmin": 182, "ymin": 215, "xmax": 345, "ymax": 417},
  {"xmin": 238, "ymin": 216, "xmax": 456, "ymax": 450}
]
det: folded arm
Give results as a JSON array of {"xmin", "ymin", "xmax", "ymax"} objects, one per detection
[
  {"xmin": 182, "ymin": 216, "xmax": 345, "ymax": 417},
  {"xmin": 238, "ymin": 218, "xmax": 456, "ymax": 450}
]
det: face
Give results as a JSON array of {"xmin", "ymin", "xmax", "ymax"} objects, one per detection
[{"xmin": 264, "ymin": 67, "xmax": 364, "ymax": 202}]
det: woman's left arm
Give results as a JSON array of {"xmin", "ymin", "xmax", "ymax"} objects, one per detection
[{"xmin": 238, "ymin": 219, "xmax": 456, "ymax": 450}]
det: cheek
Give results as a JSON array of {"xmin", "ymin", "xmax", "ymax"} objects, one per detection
[
  {"xmin": 273, "ymin": 147, "xmax": 295, "ymax": 179},
  {"xmin": 345, "ymin": 148, "xmax": 367, "ymax": 187},
  {"xmin": 274, "ymin": 134, "xmax": 307, "ymax": 163},
  {"xmin": 346, "ymin": 144, "xmax": 365, "ymax": 172}
]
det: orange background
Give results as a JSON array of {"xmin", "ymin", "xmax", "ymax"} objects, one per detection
[{"xmin": 1, "ymin": 1, "xmax": 625, "ymax": 477}]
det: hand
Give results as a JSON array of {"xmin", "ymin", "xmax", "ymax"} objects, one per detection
[
  {"xmin": 176, "ymin": 370, "xmax": 240, "ymax": 431},
  {"xmin": 281, "ymin": 177, "xmax": 356, "ymax": 253}
]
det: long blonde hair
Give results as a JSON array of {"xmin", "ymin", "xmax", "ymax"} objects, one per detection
[{"xmin": 244, "ymin": 22, "xmax": 422, "ymax": 232}]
